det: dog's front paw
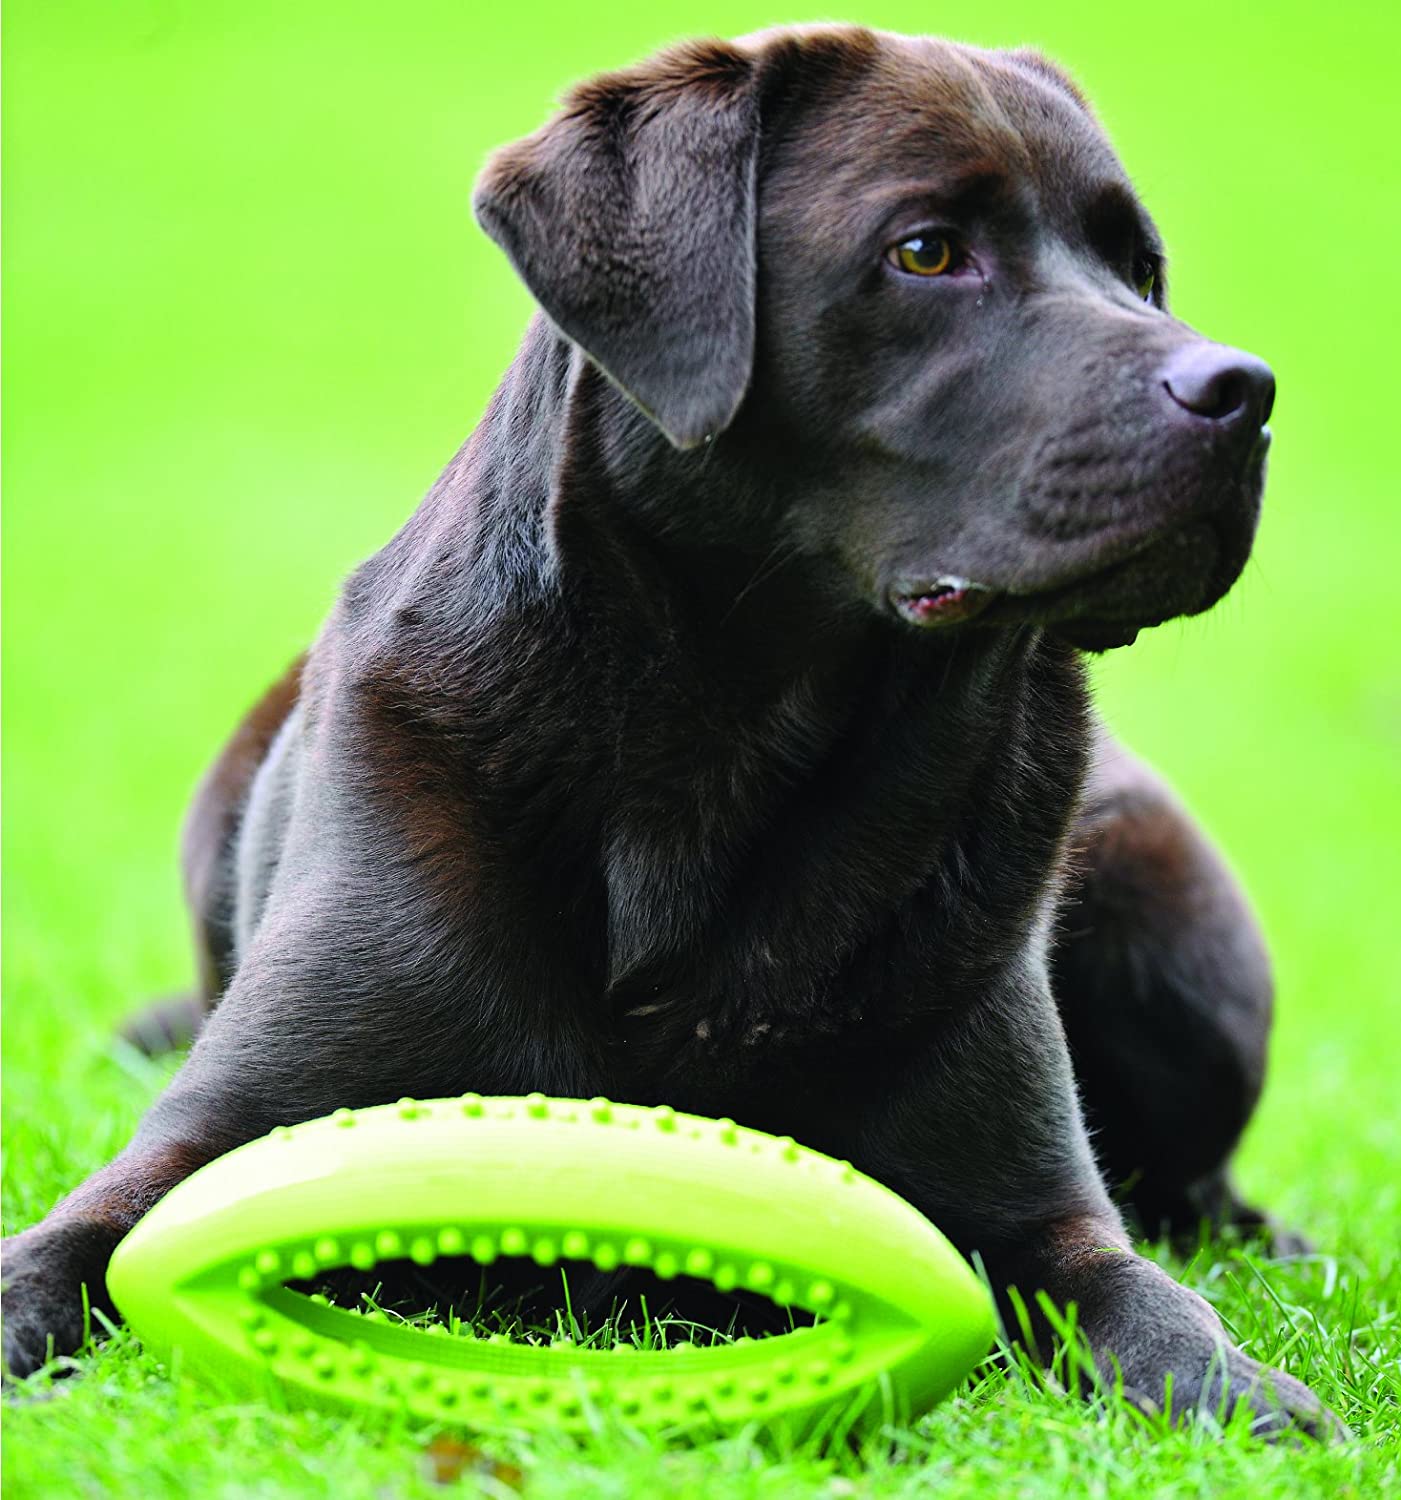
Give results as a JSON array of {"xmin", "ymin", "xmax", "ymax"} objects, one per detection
[
  {"xmin": 1110, "ymin": 1299, "xmax": 1346, "ymax": 1441},
  {"xmin": 1170, "ymin": 1346, "xmax": 1347, "ymax": 1442},
  {"xmin": 2, "ymin": 1223, "xmax": 114, "ymax": 1379},
  {"xmin": 1071, "ymin": 1248, "xmax": 1346, "ymax": 1442}
]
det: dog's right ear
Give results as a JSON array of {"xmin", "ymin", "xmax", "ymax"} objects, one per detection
[{"xmin": 472, "ymin": 42, "xmax": 761, "ymax": 451}]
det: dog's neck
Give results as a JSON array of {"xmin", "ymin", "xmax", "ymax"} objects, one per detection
[
  {"xmin": 437, "ymin": 317, "xmax": 1044, "ymax": 755},
  {"xmin": 539, "ymin": 324, "xmax": 878, "ymax": 702}
]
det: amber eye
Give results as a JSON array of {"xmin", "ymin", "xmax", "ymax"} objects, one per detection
[
  {"xmin": 890, "ymin": 233, "xmax": 956, "ymax": 277},
  {"xmin": 1133, "ymin": 255, "xmax": 1157, "ymax": 302}
]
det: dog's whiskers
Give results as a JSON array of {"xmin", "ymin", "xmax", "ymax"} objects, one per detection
[{"xmin": 719, "ymin": 540, "xmax": 803, "ymax": 626}]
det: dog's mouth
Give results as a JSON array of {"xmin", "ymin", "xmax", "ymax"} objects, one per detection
[
  {"xmin": 889, "ymin": 551, "xmax": 1198, "ymax": 652},
  {"xmin": 888, "ymin": 423, "xmax": 1270, "ymax": 649},
  {"xmin": 888, "ymin": 577, "xmax": 998, "ymax": 628},
  {"xmin": 888, "ymin": 511, "xmax": 1257, "ymax": 653},
  {"xmin": 889, "ymin": 573, "xmax": 1146, "ymax": 651}
]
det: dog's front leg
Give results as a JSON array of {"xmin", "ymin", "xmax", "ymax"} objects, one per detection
[
  {"xmin": 1, "ymin": 1132, "xmax": 224, "ymax": 1378},
  {"xmin": 2, "ymin": 1012, "xmax": 338, "ymax": 1379},
  {"xmin": 850, "ymin": 966, "xmax": 1341, "ymax": 1439},
  {"xmin": 3, "ymin": 902, "xmax": 609, "ymax": 1378}
]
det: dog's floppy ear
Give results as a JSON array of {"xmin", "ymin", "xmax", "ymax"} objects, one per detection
[{"xmin": 473, "ymin": 42, "xmax": 760, "ymax": 450}]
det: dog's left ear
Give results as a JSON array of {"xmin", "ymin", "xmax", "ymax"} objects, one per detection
[{"xmin": 473, "ymin": 43, "xmax": 760, "ymax": 450}]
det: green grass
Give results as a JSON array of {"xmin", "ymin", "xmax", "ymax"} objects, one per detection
[
  {"xmin": 4, "ymin": 0, "xmax": 1400, "ymax": 1494},
  {"xmin": 3, "ymin": 1115, "xmax": 1398, "ymax": 1500}
]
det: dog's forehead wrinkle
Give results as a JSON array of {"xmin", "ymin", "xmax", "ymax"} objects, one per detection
[
  {"xmin": 964, "ymin": 46, "xmax": 1145, "ymax": 233},
  {"xmin": 757, "ymin": 33, "xmax": 1141, "ymax": 253}
]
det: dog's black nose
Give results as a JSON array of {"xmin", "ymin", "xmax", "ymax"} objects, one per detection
[{"xmin": 1161, "ymin": 344, "xmax": 1275, "ymax": 427}]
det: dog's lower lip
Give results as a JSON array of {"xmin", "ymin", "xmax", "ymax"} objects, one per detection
[{"xmin": 890, "ymin": 577, "xmax": 996, "ymax": 627}]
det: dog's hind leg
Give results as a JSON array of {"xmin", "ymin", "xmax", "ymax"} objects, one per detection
[
  {"xmin": 116, "ymin": 656, "xmax": 305, "ymax": 1055},
  {"xmin": 1050, "ymin": 720, "xmax": 1305, "ymax": 1250},
  {"xmin": 116, "ymin": 993, "xmax": 209, "ymax": 1054}
]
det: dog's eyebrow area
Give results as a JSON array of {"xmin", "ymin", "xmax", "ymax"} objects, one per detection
[
  {"xmin": 1080, "ymin": 180, "xmax": 1163, "ymax": 265},
  {"xmin": 857, "ymin": 165, "xmax": 1024, "ymax": 234}
]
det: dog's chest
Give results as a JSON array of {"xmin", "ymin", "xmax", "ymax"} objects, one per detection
[
  {"xmin": 601, "ymin": 820, "xmax": 998, "ymax": 1104},
  {"xmin": 593, "ymin": 635, "xmax": 1086, "ymax": 1101}
]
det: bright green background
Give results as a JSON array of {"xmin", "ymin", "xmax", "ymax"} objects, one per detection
[{"xmin": 3, "ymin": 2, "xmax": 1399, "ymax": 1495}]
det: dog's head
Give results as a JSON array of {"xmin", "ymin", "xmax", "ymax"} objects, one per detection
[{"xmin": 474, "ymin": 28, "xmax": 1273, "ymax": 651}]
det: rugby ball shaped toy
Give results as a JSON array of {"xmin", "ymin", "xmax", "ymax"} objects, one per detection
[{"xmin": 107, "ymin": 1093, "xmax": 995, "ymax": 1433}]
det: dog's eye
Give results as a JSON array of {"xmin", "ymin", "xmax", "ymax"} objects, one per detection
[
  {"xmin": 1133, "ymin": 255, "xmax": 1157, "ymax": 302},
  {"xmin": 889, "ymin": 233, "xmax": 957, "ymax": 277}
]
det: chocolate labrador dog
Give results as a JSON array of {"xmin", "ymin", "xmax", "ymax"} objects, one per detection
[{"xmin": 2, "ymin": 25, "xmax": 1333, "ymax": 1435}]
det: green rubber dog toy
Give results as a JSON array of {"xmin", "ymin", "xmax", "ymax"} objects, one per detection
[{"xmin": 107, "ymin": 1094, "xmax": 995, "ymax": 1433}]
